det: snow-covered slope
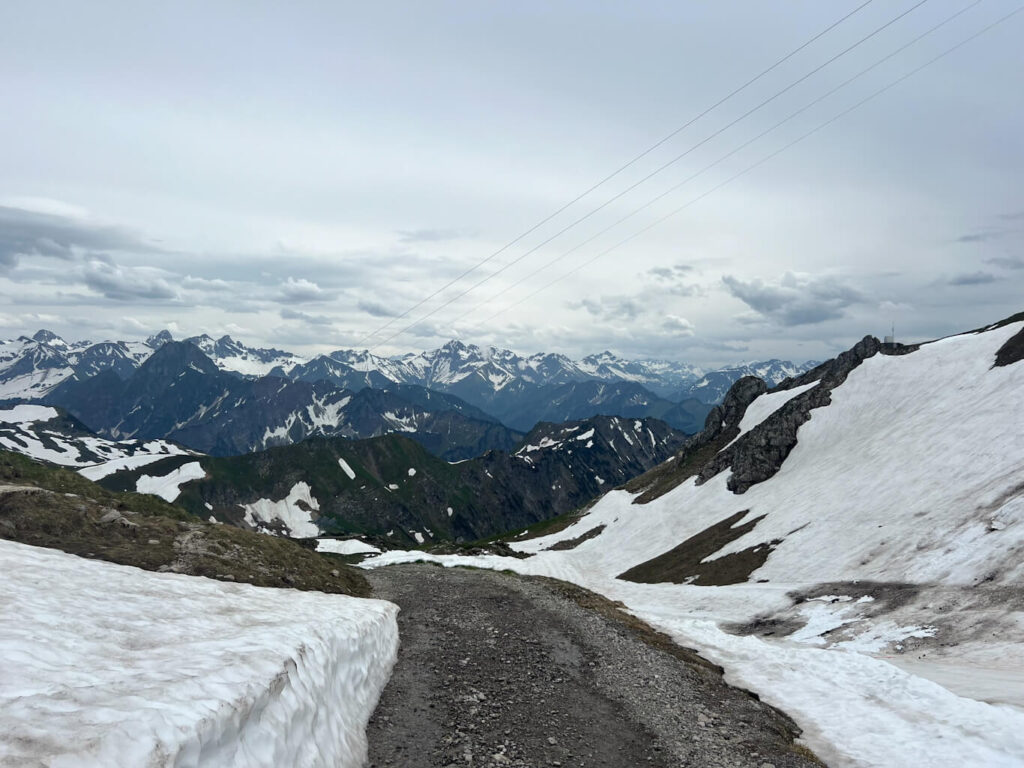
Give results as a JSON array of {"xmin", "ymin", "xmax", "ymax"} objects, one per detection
[
  {"xmin": 0, "ymin": 403, "xmax": 191, "ymax": 477},
  {"xmin": 366, "ymin": 319, "xmax": 1024, "ymax": 767},
  {"xmin": 0, "ymin": 538, "xmax": 398, "ymax": 768},
  {"xmin": 185, "ymin": 333, "xmax": 306, "ymax": 377}
]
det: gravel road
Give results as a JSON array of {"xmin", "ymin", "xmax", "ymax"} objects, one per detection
[{"xmin": 365, "ymin": 564, "xmax": 822, "ymax": 768}]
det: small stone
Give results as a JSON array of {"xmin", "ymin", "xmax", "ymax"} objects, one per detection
[{"xmin": 547, "ymin": 737, "xmax": 557, "ymax": 746}]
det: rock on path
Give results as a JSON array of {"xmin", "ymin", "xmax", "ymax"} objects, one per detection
[{"xmin": 365, "ymin": 564, "xmax": 822, "ymax": 768}]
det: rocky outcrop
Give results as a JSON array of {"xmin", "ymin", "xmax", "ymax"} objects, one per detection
[
  {"xmin": 697, "ymin": 335, "xmax": 885, "ymax": 493},
  {"xmin": 995, "ymin": 325, "xmax": 1024, "ymax": 367},
  {"xmin": 625, "ymin": 377, "xmax": 766, "ymax": 504},
  {"xmin": 623, "ymin": 333, "xmax": 925, "ymax": 503}
]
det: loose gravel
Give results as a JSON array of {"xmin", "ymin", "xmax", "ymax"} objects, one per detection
[{"xmin": 366, "ymin": 564, "xmax": 823, "ymax": 768}]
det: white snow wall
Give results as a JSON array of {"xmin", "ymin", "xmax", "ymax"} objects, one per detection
[{"xmin": 0, "ymin": 540, "xmax": 399, "ymax": 768}]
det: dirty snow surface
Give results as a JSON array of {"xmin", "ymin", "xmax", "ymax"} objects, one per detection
[
  {"xmin": 368, "ymin": 321, "xmax": 1024, "ymax": 768},
  {"xmin": 0, "ymin": 539, "xmax": 398, "ymax": 768}
]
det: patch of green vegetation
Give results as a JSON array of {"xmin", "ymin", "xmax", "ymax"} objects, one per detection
[
  {"xmin": 618, "ymin": 509, "xmax": 778, "ymax": 586},
  {"xmin": 0, "ymin": 450, "xmax": 192, "ymax": 520},
  {"xmin": 0, "ymin": 450, "xmax": 369, "ymax": 597}
]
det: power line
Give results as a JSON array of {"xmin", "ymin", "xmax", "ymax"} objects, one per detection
[
  {"xmin": 367, "ymin": 0, "xmax": 932, "ymax": 352},
  {"xmin": 475, "ymin": 4, "xmax": 1024, "ymax": 329},
  {"xmin": 453, "ymin": 0, "xmax": 982, "ymax": 326},
  {"xmin": 348, "ymin": 0, "xmax": 876, "ymax": 349}
]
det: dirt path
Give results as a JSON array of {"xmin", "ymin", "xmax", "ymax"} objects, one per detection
[{"xmin": 365, "ymin": 564, "xmax": 822, "ymax": 768}]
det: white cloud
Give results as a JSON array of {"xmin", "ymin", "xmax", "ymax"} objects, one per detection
[{"xmin": 279, "ymin": 277, "xmax": 331, "ymax": 303}]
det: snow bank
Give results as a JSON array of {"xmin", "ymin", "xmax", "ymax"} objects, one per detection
[
  {"xmin": 317, "ymin": 538, "xmax": 382, "ymax": 555},
  {"xmin": 367, "ymin": 322, "xmax": 1024, "ymax": 767},
  {"xmin": 0, "ymin": 539, "xmax": 398, "ymax": 768}
]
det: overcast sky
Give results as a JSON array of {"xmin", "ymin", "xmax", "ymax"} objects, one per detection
[{"xmin": 1, "ymin": 0, "xmax": 1021, "ymax": 366}]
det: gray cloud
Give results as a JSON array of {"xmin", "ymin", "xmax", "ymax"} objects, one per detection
[
  {"xmin": 569, "ymin": 296, "xmax": 644, "ymax": 321},
  {"xmin": 280, "ymin": 308, "xmax": 334, "ymax": 326},
  {"xmin": 955, "ymin": 231, "xmax": 1004, "ymax": 244},
  {"xmin": 644, "ymin": 263, "xmax": 702, "ymax": 298},
  {"xmin": 647, "ymin": 263, "xmax": 693, "ymax": 280},
  {"xmin": 722, "ymin": 272, "xmax": 864, "ymax": 326},
  {"xmin": 948, "ymin": 271, "xmax": 997, "ymax": 286},
  {"xmin": 0, "ymin": 206, "xmax": 157, "ymax": 268},
  {"xmin": 81, "ymin": 259, "xmax": 177, "ymax": 301},
  {"xmin": 986, "ymin": 255, "xmax": 1024, "ymax": 270},
  {"xmin": 357, "ymin": 299, "xmax": 399, "ymax": 317}
]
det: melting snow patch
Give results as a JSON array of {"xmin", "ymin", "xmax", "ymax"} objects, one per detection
[
  {"xmin": 316, "ymin": 539, "xmax": 382, "ymax": 556},
  {"xmin": 447, "ymin": 507, "xmax": 453, "ymax": 517},
  {"xmin": 135, "ymin": 462, "xmax": 206, "ymax": 502},
  {"xmin": 242, "ymin": 482, "xmax": 321, "ymax": 538},
  {"xmin": 407, "ymin": 468, "xmax": 416, "ymax": 477},
  {"xmin": 0, "ymin": 404, "xmax": 59, "ymax": 424},
  {"xmin": 338, "ymin": 458, "xmax": 356, "ymax": 480}
]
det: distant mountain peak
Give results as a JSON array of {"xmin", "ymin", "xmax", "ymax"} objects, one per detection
[
  {"xmin": 146, "ymin": 330, "xmax": 175, "ymax": 349},
  {"xmin": 32, "ymin": 329, "xmax": 65, "ymax": 345}
]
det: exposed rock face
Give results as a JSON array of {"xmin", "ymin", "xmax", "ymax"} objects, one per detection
[
  {"xmin": 718, "ymin": 376, "xmax": 769, "ymax": 429},
  {"xmin": 689, "ymin": 376, "xmax": 767, "ymax": 448},
  {"xmin": 697, "ymin": 335, "xmax": 885, "ymax": 493},
  {"xmin": 995, "ymin": 325, "xmax": 1024, "ymax": 367}
]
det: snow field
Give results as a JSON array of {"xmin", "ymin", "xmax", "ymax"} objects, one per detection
[
  {"xmin": 0, "ymin": 404, "xmax": 60, "ymax": 424},
  {"xmin": 0, "ymin": 539, "xmax": 398, "ymax": 768}
]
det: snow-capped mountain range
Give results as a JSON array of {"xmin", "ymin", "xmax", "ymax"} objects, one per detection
[{"xmin": 0, "ymin": 329, "xmax": 817, "ymax": 406}]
